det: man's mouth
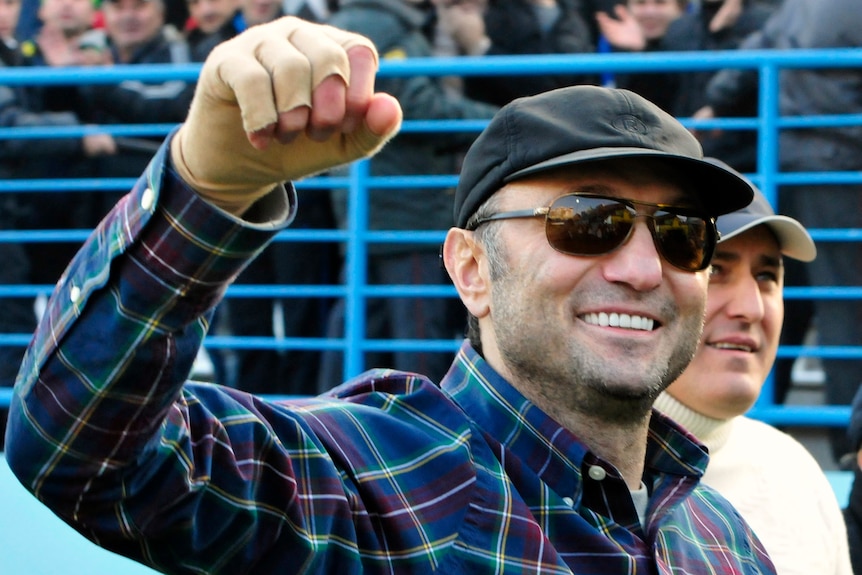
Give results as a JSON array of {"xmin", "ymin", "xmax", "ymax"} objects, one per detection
[
  {"xmin": 708, "ymin": 342, "xmax": 755, "ymax": 353},
  {"xmin": 581, "ymin": 312, "xmax": 656, "ymax": 332}
]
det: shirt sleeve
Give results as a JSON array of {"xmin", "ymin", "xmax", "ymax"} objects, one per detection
[{"xmin": 2, "ymin": 131, "xmax": 305, "ymax": 570}]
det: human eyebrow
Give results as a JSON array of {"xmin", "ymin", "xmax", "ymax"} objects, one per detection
[
  {"xmin": 710, "ymin": 249, "xmax": 741, "ymax": 264},
  {"xmin": 758, "ymin": 253, "xmax": 783, "ymax": 269}
]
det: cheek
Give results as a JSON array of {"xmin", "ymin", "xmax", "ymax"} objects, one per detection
[
  {"xmin": 674, "ymin": 270, "xmax": 709, "ymax": 315},
  {"xmin": 762, "ymin": 299, "xmax": 784, "ymax": 345}
]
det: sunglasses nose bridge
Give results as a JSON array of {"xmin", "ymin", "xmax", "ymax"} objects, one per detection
[
  {"xmin": 622, "ymin": 214, "xmax": 661, "ymax": 253},
  {"xmin": 626, "ymin": 213, "xmax": 692, "ymax": 269}
]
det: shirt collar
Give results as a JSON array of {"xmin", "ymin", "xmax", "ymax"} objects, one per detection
[{"xmin": 441, "ymin": 342, "xmax": 709, "ymax": 489}]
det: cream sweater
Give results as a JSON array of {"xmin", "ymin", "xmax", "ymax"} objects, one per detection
[{"xmin": 654, "ymin": 393, "xmax": 852, "ymax": 575}]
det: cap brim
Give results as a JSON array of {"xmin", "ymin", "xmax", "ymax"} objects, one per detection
[
  {"xmin": 504, "ymin": 147, "xmax": 754, "ymax": 217},
  {"xmin": 718, "ymin": 214, "xmax": 817, "ymax": 262}
]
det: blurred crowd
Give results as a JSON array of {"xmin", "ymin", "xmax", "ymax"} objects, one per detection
[{"xmin": 2, "ymin": 0, "xmax": 797, "ymax": 393}]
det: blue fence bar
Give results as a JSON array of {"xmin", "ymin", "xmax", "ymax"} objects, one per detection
[{"xmin": 1, "ymin": 49, "xmax": 861, "ymax": 429}]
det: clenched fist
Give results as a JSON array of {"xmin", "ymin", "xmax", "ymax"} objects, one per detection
[{"xmin": 171, "ymin": 16, "xmax": 403, "ymax": 215}]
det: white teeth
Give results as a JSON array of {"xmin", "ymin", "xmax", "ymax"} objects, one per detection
[
  {"xmin": 583, "ymin": 312, "xmax": 655, "ymax": 331},
  {"xmin": 711, "ymin": 342, "xmax": 753, "ymax": 352}
]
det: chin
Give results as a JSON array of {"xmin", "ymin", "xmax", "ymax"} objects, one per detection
[{"xmin": 711, "ymin": 394, "xmax": 759, "ymax": 419}]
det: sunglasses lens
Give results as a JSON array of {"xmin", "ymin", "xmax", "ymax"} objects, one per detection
[
  {"xmin": 545, "ymin": 195, "xmax": 634, "ymax": 255},
  {"xmin": 543, "ymin": 195, "xmax": 711, "ymax": 272},
  {"xmin": 653, "ymin": 211, "xmax": 711, "ymax": 271}
]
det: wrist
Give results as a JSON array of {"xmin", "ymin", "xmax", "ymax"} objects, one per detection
[{"xmin": 169, "ymin": 129, "xmax": 269, "ymax": 217}]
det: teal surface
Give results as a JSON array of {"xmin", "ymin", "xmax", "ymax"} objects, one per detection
[
  {"xmin": 0, "ymin": 455, "xmax": 160, "ymax": 575},
  {"xmin": 827, "ymin": 469, "xmax": 854, "ymax": 508}
]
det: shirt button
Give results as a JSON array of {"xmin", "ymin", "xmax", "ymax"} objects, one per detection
[
  {"xmin": 562, "ymin": 497, "xmax": 574, "ymax": 507},
  {"xmin": 587, "ymin": 465, "xmax": 607, "ymax": 481},
  {"xmin": 69, "ymin": 285, "xmax": 81, "ymax": 304},
  {"xmin": 141, "ymin": 187, "xmax": 155, "ymax": 211}
]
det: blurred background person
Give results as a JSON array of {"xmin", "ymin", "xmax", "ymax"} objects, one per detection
[
  {"xmin": 20, "ymin": 0, "xmax": 107, "ymax": 67},
  {"xmin": 596, "ymin": 0, "xmax": 688, "ymax": 111},
  {"xmin": 434, "ymin": 0, "xmax": 597, "ymax": 108},
  {"xmin": 184, "ymin": 0, "xmax": 238, "ymax": 57},
  {"xmin": 0, "ymin": 0, "xmax": 114, "ymax": 448},
  {"xmin": 659, "ymin": 0, "xmax": 775, "ymax": 173},
  {"xmin": 318, "ymin": 0, "xmax": 498, "ymax": 389},
  {"xmin": 237, "ymin": 0, "xmax": 281, "ymax": 27},
  {"xmin": 75, "ymin": 0, "xmax": 200, "ymax": 223}
]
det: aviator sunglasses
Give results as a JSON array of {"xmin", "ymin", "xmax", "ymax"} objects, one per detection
[{"xmin": 466, "ymin": 192, "xmax": 718, "ymax": 272}]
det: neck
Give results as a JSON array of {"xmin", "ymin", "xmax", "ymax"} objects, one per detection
[
  {"xmin": 526, "ymin": 389, "xmax": 651, "ymax": 489},
  {"xmin": 653, "ymin": 392, "xmax": 735, "ymax": 453}
]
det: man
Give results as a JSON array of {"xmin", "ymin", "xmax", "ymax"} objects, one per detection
[
  {"xmin": 700, "ymin": 0, "xmax": 862, "ymax": 461},
  {"xmin": 102, "ymin": 0, "xmax": 177, "ymax": 63},
  {"xmin": 184, "ymin": 0, "xmax": 239, "ymax": 56},
  {"xmin": 20, "ymin": 0, "xmax": 107, "ymax": 67},
  {"xmin": 656, "ymin": 0, "xmax": 775, "ymax": 173},
  {"xmin": 15, "ymin": 0, "xmax": 115, "ymax": 288},
  {"xmin": 596, "ymin": 0, "xmax": 689, "ymax": 112},
  {"xmin": 5, "ymin": 17, "xmax": 775, "ymax": 573},
  {"xmin": 76, "ymin": 0, "xmax": 199, "ymax": 222},
  {"xmin": 434, "ymin": 0, "xmax": 597, "ymax": 107},
  {"xmin": 0, "ymin": 0, "xmax": 114, "ymax": 446},
  {"xmin": 654, "ymin": 166, "xmax": 852, "ymax": 574}
]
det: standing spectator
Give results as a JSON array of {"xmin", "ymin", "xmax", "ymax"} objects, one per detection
[
  {"xmin": 437, "ymin": 0, "xmax": 597, "ymax": 108},
  {"xmin": 596, "ymin": 0, "xmax": 689, "ymax": 111},
  {"xmin": 656, "ymin": 0, "xmax": 774, "ymax": 173},
  {"xmin": 655, "ymin": 161, "xmax": 852, "ymax": 575},
  {"xmin": 188, "ymin": 0, "xmax": 335, "ymax": 58},
  {"xmin": 1, "ymin": 0, "xmax": 116, "ymax": 308},
  {"xmin": 237, "ymin": 0, "xmax": 282, "ymax": 26},
  {"xmin": 319, "ymin": 0, "xmax": 498, "ymax": 389},
  {"xmin": 0, "ymin": 0, "xmax": 115, "ymax": 446},
  {"xmin": 700, "ymin": 0, "xmax": 862, "ymax": 461},
  {"xmin": 17, "ymin": 0, "xmax": 113, "ymax": 288},
  {"xmin": 76, "ymin": 0, "xmax": 201, "ymax": 222},
  {"xmin": 20, "ymin": 0, "xmax": 107, "ymax": 68},
  {"xmin": 184, "ymin": 0, "xmax": 239, "ymax": 57}
]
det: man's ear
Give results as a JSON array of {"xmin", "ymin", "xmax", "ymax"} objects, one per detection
[{"xmin": 442, "ymin": 228, "xmax": 491, "ymax": 320}]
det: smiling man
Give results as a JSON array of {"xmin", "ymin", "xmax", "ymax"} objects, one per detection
[
  {"xmin": 655, "ymin": 162, "xmax": 852, "ymax": 574},
  {"xmin": 7, "ymin": 17, "xmax": 776, "ymax": 574}
]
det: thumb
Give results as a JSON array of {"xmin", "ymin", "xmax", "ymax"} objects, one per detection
[
  {"xmin": 343, "ymin": 93, "xmax": 403, "ymax": 159},
  {"xmin": 365, "ymin": 93, "xmax": 403, "ymax": 141}
]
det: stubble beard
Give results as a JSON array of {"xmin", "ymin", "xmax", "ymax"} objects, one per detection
[{"xmin": 489, "ymin": 273, "xmax": 703, "ymax": 427}]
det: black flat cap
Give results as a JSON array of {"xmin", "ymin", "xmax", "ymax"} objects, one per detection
[{"xmin": 454, "ymin": 85, "xmax": 754, "ymax": 228}]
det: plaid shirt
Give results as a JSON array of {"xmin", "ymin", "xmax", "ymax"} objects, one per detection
[{"xmin": 5, "ymin": 139, "xmax": 775, "ymax": 574}]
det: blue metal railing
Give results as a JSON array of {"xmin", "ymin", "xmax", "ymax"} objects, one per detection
[{"xmin": 1, "ymin": 49, "xmax": 861, "ymax": 428}]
